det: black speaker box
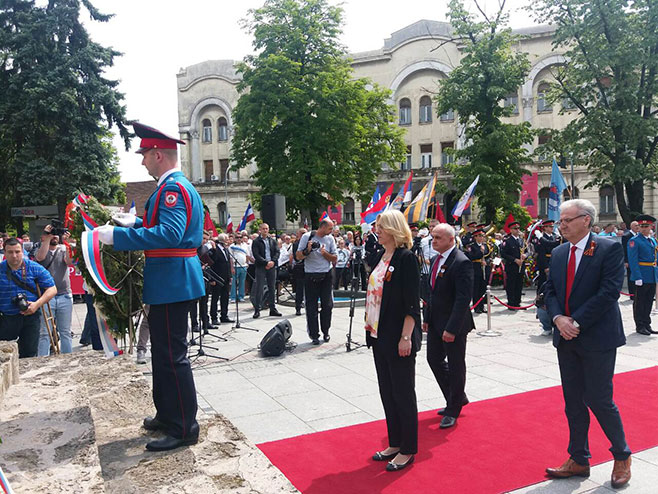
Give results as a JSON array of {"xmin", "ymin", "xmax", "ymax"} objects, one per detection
[
  {"xmin": 274, "ymin": 319, "xmax": 292, "ymax": 341},
  {"xmin": 259, "ymin": 327, "xmax": 286, "ymax": 357},
  {"xmin": 261, "ymin": 194, "xmax": 286, "ymax": 230}
]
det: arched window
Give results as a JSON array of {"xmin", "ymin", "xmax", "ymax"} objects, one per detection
[
  {"xmin": 202, "ymin": 119, "xmax": 212, "ymax": 143},
  {"xmin": 563, "ymin": 186, "xmax": 579, "ymax": 200},
  {"xmin": 399, "ymin": 98, "xmax": 411, "ymax": 125},
  {"xmin": 537, "ymin": 83, "xmax": 552, "ymax": 113},
  {"xmin": 217, "ymin": 202, "xmax": 227, "ymax": 228},
  {"xmin": 419, "ymin": 95, "xmax": 432, "ymax": 123},
  {"xmin": 600, "ymin": 185, "xmax": 615, "ymax": 215},
  {"xmin": 343, "ymin": 198, "xmax": 355, "ymax": 225},
  {"xmin": 539, "ymin": 187, "xmax": 550, "ymax": 217},
  {"xmin": 218, "ymin": 117, "xmax": 228, "ymax": 141},
  {"xmin": 504, "ymin": 92, "xmax": 519, "ymax": 114}
]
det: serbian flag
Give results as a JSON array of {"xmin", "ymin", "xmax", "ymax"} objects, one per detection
[
  {"xmin": 319, "ymin": 210, "xmax": 329, "ymax": 222},
  {"xmin": 503, "ymin": 213, "xmax": 516, "ymax": 234},
  {"xmin": 451, "ymin": 175, "xmax": 480, "ymax": 219},
  {"xmin": 390, "ymin": 172, "xmax": 413, "ymax": 211},
  {"xmin": 226, "ymin": 214, "xmax": 234, "ymax": 233},
  {"xmin": 72, "ymin": 192, "xmax": 89, "ymax": 208},
  {"xmin": 129, "ymin": 200, "xmax": 137, "ymax": 215},
  {"xmin": 238, "ymin": 203, "xmax": 256, "ymax": 231},
  {"xmin": 81, "ymin": 230, "xmax": 119, "ymax": 296},
  {"xmin": 364, "ymin": 185, "xmax": 381, "ymax": 213},
  {"xmin": 361, "ymin": 183, "xmax": 395, "ymax": 225},
  {"xmin": 204, "ymin": 210, "xmax": 218, "ymax": 237}
]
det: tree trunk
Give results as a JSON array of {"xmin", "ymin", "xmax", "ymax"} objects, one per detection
[
  {"xmin": 614, "ymin": 181, "xmax": 631, "ymax": 225},
  {"xmin": 626, "ymin": 180, "xmax": 644, "ymax": 218}
]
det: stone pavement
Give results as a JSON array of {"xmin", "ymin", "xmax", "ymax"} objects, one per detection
[{"xmin": 67, "ymin": 289, "xmax": 658, "ymax": 493}]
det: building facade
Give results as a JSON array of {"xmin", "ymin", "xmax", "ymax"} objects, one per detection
[{"xmin": 176, "ymin": 20, "xmax": 656, "ymax": 229}]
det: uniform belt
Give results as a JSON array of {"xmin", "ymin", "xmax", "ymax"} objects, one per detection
[
  {"xmin": 545, "ymin": 254, "xmax": 551, "ymax": 257},
  {"xmin": 639, "ymin": 261, "xmax": 657, "ymax": 267},
  {"xmin": 472, "ymin": 259, "xmax": 482, "ymax": 263},
  {"xmin": 144, "ymin": 248, "xmax": 198, "ymax": 258}
]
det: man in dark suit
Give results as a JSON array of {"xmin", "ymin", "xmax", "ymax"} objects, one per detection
[
  {"xmin": 500, "ymin": 222, "xmax": 526, "ymax": 309},
  {"xmin": 535, "ymin": 220, "xmax": 560, "ymax": 294},
  {"xmin": 544, "ymin": 199, "xmax": 632, "ymax": 488},
  {"xmin": 465, "ymin": 228, "xmax": 488, "ymax": 313},
  {"xmin": 423, "ymin": 224, "xmax": 475, "ymax": 429},
  {"xmin": 251, "ymin": 222, "xmax": 281, "ymax": 318},
  {"xmin": 210, "ymin": 233, "xmax": 234, "ymax": 324}
]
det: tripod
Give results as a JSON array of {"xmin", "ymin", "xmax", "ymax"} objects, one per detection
[
  {"xmin": 189, "ymin": 314, "xmax": 228, "ymax": 363},
  {"xmin": 225, "ymin": 246, "xmax": 259, "ymax": 334},
  {"xmin": 346, "ymin": 252, "xmax": 365, "ymax": 352}
]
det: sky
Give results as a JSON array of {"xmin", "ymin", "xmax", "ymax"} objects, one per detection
[{"xmin": 84, "ymin": 0, "xmax": 537, "ymax": 183}]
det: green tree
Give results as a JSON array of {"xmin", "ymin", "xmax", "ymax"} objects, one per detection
[
  {"xmin": 436, "ymin": 0, "xmax": 534, "ymax": 223},
  {"xmin": 231, "ymin": 0, "xmax": 406, "ymax": 227},
  {"xmin": 530, "ymin": 0, "xmax": 658, "ymax": 223},
  {"xmin": 0, "ymin": 0, "xmax": 131, "ymax": 230}
]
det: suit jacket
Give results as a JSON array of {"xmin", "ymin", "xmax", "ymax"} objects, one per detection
[
  {"xmin": 545, "ymin": 234, "xmax": 625, "ymax": 351},
  {"xmin": 536, "ymin": 233, "xmax": 560, "ymax": 271},
  {"xmin": 251, "ymin": 236, "xmax": 280, "ymax": 267},
  {"xmin": 211, "ymin": 243, "xmax": 232, "ymax": 280},
  {"xmin": 365, "ymin": 247, "xmax": 422, "ymax": 356},
  {"xmin": 423, "ymin": 248, "xmax": 475, "ymax": 336}
]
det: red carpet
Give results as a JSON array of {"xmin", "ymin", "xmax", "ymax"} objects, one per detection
[{"xmin": 258, "ymin": 366, "xmax": 658, "ymax": 494}]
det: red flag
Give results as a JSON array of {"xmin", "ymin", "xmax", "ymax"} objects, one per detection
[
  {"xmin": 204, "ymin": 211, "xmax": 218, "ymax": 237},
  {"xmin": 503, "ymin": 213, "xmax": 516, "ymax": 234},
  {"xmin": 435, "ymin": 201, "xmax": 447, "ymax": 223}
]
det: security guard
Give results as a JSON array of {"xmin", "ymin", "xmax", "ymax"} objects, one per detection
[
  {"xmin": 96, "ymin": 122, "xmax": 205, "ymax": 451},
  {"xmin": 461, "ymin": 221, "xmax": 477, "ymax": 250},
  {"xmin": 627, "ymin": 214, "xmax": 658, "ymax": 335},
  {"xmin": 535, "ymin": 220, "xmax": 560, "ymax": 293},
  {"xmin": 466, "ymin": 228, "xmax": 489, "ymax": 313},
  {"xmin": 500, "ymin": 221, "xmax": 526, "ymax": 309}
]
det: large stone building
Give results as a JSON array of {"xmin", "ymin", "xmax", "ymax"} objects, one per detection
[{"xmin": 176, "ymin": 20, "xmax": 656, "ymax": 229}]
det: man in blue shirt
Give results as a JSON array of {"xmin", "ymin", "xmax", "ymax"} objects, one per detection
[
  {"xmin": 627, "ymin": 214, "xmax": 658, "ymax": 335},
  {"xmin": 0, "ymin": 238, "xmax": 56, "ymax": 357}
]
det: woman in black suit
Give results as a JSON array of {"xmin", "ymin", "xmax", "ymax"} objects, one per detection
[{"xmin": 365, "ymin": 210, "xmax": 421, "ymax": 471}]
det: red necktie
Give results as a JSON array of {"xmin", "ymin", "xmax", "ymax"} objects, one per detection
[
  {"xmin": 565, "ymin": 245, "xmax": 577, "ymax": 316},
  {"xmin": 431, "ymin": 254, "xmax": 443, "ymax": 290}
]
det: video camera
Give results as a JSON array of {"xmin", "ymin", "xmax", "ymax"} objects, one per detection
[{"xmin": 48, "ymin": 219, "xmax": 69, "ymax": 237}]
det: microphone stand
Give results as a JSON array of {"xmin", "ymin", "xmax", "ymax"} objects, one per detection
[
  {"xmin": 346, "ymin": 250, "xmax": 365, "ymax": 352},
  {"xmin": 224, "ymin": 244, "xmax": 259, "ymax": 334},
  {"xmin": 189, "ymin": 289, "xmax": 228, "ymax": 363}
]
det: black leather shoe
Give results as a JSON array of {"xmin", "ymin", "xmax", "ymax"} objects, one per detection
[
  {"xmin": 386, "ymin": 455, "xmax": 415, "ymax": 471},
  {"xmin": 648, "ymin": 327, "xmax": 658, "ymax": 335},
  {"xmin": 270, "ymin": 309, "xmax": 282, "ymax": 317},
  {"xmin": 211, "ymin": 320, "xmax": 220, "ymax": 326},
  {"xmin": 143, "ymin": 416, "xmax": 166, "ymax": 431},
  {"xmin": 295, "ymin": 309, "xmax": 302, "ymax": 316},
  {"xmin": 203, "ymin": 324, "xmax": 217, "ymax": 330},
  {"xmin": 636, "ymin": 327, "xmax": 651, "ymax": 335},
  {"xmin": 437, "ymin": 397, "xmax": 469, "ymax": 415},
  {"xmin": 311, "ymin": 338, "xmax": 320, "ymax": 345},
  {"xmin": 323, "ymin": 334, "xmax": 330, "ymax": 342},
  {"xmin": 373, "ymin": 450, "xmax": 399, "ymax": 461},
  {"xmin": 253, "ymin": 311, "xmax": 260, "ymax": 319},
  {"xmin": 220, "ymin": 317, "xmax": 234, "ymax": 323},
  {"xmin": 191, "ymin": 326, "xmax": 200, "ymax": 332},
  {"xmin": 439, "ymin": 416, "xmax": 457, "ymax": 429},
  {"xmin": 146, "ymin": 434, "xmax": 199, "ymax": 452}
]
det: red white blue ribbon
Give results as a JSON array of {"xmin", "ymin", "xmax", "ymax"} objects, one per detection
[
  {"xmin": 79, "ymin": 208, "xmax": 98, "ymax": 231},
  {"xmin": 0, "ymin": 465, "xmax": 15, "ymax": 494},
  {"xmin": 72, "ymin": 192, "xmax": 89, "ymax": 208},
  {"xmin": 81, "ymin": 230, "xmax": 119, "ymax": 296},
  {"xmin": 95, "ymin": 310, "xmax": 123, "ymax": 358}
]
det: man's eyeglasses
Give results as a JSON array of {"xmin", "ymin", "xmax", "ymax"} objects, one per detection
[{"xmin": 555, "ymin": 214, "xmax": 586, "ymax": 226}]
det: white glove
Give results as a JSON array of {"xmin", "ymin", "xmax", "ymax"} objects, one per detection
[
  {"xmin": 635, "ymin": 279, "xmax": 643, "ymax": 287},
  {"xmin": 112, "ymin": 212, "xmax": 137, "ymax": 228},
  {"xmin": 96, "ymin": 225, "xmax": 115, "ymax": 245}
]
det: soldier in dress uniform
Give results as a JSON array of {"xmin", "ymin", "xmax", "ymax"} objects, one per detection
[
  {"xmin": 460, "ymin": 222, "xmax": 477, "ymax": 250},
  {"xmin": 627, "ymin": 214, "xmax": 658, "ymax": 336},
  {"xmin": 535, "ymin": 220, "xmax": 561, "ymax": 293},
  {"xmin": 96, "ymin": 122, "xmax": 205, "ymax": 451},
  {"xmin": 465, "ymin": 229, "xmax": 489, "ymax": 313},
  {"xmin": 500, "ymin": 221, "xmax": 526, "ymax": 310}
]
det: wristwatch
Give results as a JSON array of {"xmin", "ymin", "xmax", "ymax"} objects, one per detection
[{"xmin": 402, "ymin": 335, "xmax": 410, "ymax": 341}]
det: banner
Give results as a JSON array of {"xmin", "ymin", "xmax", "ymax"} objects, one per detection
[
  {"xmin": 404, "ymin": 173, "xmax": 437, "ymax": 224},
  {"xmin": 548, "ymin": 158, "xmax": 568, "ymax": 221},
  {"xmin": 328, "ymin": 205, "xmax": 342, "ymax": 225},
  {"xmin": 520, "ymin": 173, "xmax": 538, "ymax": 218}
]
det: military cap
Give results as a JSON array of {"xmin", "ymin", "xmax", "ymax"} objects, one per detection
[
  {"xmin": 466, "ymin": 221, "xmax": 477, "ymax": 227},
  {"xmin": 133, "ymin": 122, "xmax": 185, "ymax": 153},
  {"xmin": 636, "ymin": 214, "xmax": 656, "ymax": 226},
  {"xmin": 508, "ymin": 221, "xmax": 521, "ymax": 228},
  {"xmin": 474, "ymin": 229, "xmax": 486, "ymax": 236},
  {"xmin": 542, "ymin": 220, "xmax": 555, "ymax": 227}
]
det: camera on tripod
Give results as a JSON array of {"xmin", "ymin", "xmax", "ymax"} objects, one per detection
[
  {"xmin": 12, "ymin": 293, "xmax": 29, "ymax": 312},
  {"xmin": 47, "ymin": 219, "xmax": 69, "ymax": 237}
]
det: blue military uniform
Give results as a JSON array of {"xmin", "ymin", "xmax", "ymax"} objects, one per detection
[
  {"xmin": 627, "ymin": 214, "xmax": 658, "ymax": 335},
  {"xmin": 112, "ymin": 122, "xmax": 204, "ymax": 450},
  {"xmin": 465, "ymin": 229, "xmax": 489, "ymax": 313}
]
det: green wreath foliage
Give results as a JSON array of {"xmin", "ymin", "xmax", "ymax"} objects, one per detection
[{"xmin": 70, "ymin": 197, "xmax": 144, "ymax": 337}]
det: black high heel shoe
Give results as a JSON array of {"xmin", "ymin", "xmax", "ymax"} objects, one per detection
[
  {"xmin": 372, "ymin": 449, "xmax": 399, "ymax": 461},
  {"xmin": 386, "ymin": 454, "xmax": 415, "ymax": 471}
]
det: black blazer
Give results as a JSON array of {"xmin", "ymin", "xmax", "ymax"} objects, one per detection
[
  {"xmin": 365, "ymin": 247, "xmax": 422, "ymax": 356},
  {"xmin": 210, "ymin": 244, "xmax": 232, "ymax": 280},
  {"xmin": 423, "ymin": 248, "xmax": 475, "ymax": 336},
  {"xmin": 545, "ymin": 234, "xmax": 625, "ymax": 351},
  {"xmin": 252, "ymin": 236, "xmax": 280, "ymax": 267}
]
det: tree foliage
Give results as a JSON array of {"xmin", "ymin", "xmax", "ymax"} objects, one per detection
[
  {"xmin": 231, "ymin": 0, "xmax": 406, "ymax": 227},
  {"xmin": 0, "ymin": 0, "xmax": 131, "ymax": 230},
  {"xmin": 530, "ymin": 0, "xmax": 658, "ymax": 223},
  {"xmin": 436, "ymin": 0, "xmax": 534, "ymax": 223}
]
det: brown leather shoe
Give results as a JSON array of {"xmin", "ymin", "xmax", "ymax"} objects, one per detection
[
  {"xmin": 611, "ymin": 457, "xmax": 631, "ymax": 488},
  {"xmin": 546, "ymin": 458, "xmax": 590, "ymax": 478}
]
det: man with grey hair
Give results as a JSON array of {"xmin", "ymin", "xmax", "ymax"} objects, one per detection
[{"xmin": 544, "ymin": 199, "xmax": 631, "ymax": 488}]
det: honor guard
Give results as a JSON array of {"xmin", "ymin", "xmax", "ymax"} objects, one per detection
[
  {"xmin": 95, "ymin": 122, "xmax": 205, "ymax": 451},
  {"xmin": 461, "ymin": 221, "xmax": 477, "ymax": 250},
  {"xmin": 627, "ymin": 214, "xmax": 658, "ymax": 336},
  {"xmin": 466, "ymin": 228, "xmax": 489, "ymax": 313},
  {"xmin": 535, "ymin": 220, "xmax": 560, "ymax": 293},
  {"xmin": 500, "ymin": 221, "xmax": 526, "ymax": 309}
]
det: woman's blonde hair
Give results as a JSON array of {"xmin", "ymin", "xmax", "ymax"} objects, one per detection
[{"xmin": 376, "ymin": 210, "xmax": 412, "ymax": 249}]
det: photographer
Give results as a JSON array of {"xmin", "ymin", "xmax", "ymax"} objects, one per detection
[
  {"xmin": 0, "ymin": 238, "xmax": 57, "ymax": 358},
  {"xmin": 35, "ymin": 222, "xmax": 74, "ymax": 355},
  {"xmin": 296, "ymin": 218, "xmax": 337, "ymax": 344},
  {"xmin": 210, "ymin": 233, "xmax": 233, "ymax": 324}
]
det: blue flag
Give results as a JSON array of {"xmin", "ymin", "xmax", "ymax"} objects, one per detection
[{"xmin": 548, "ymin": 158, "xmax": 568, "ymax": 221}]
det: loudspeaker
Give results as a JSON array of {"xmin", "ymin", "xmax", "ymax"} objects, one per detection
[
  {"xmin": 274, "ymin": 319, "xmax": 292, "ymax": 341},
  {"xmin": 259, "ymin": 327, "xmax": 286, "ymax": 357},
  {"xmin": 261, "ymin": 194, "xmax": 286, "ymax": 230}
]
